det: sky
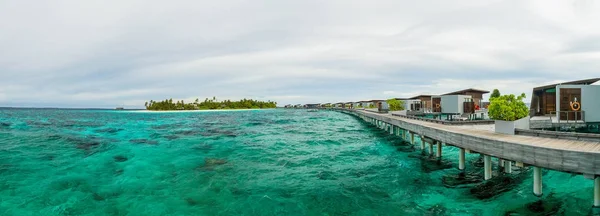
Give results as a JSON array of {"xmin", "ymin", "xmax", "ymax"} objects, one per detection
[{"xmin": 1, "ymin": 0, "xmax": 600, "ymax": 108}]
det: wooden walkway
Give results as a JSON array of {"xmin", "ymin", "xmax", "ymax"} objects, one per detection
[
  {"xmin": 394, "ymin": 113, "xmax": 600, "ymax": 153},
  {"xmin": 341, "ymin": 109, "xmax": 600, "ymax": 175}
]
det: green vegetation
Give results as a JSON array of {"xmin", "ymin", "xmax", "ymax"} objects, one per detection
[
  {"xmin": 145, "ymin": 97, "xmax": 277, "ymax": 111},
  {"xmin": 488, "ymin": 93, "xmax": 529, "ymax": 121},
  {"xmin": 387, "ymin": 99, "xmax": 405, "ymax": 111},
  {"xmin": 490, "ymin": 89, "xmax": 501, "ymax": 99}
]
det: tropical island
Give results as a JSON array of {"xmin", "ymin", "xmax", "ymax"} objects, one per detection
[{"xmin": 144, "ymin": 97, "xmax": 277, "ymax": 110}]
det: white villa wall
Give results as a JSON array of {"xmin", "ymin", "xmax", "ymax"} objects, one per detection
[
  {"xmin": 556, "ymin": 85, "xmax": 600, "ymax": 122},
  {"xmin": 380, "ymin": 101, "xmax": 389, "ymax": 110},
  {"xmin": 402, "ymin": 100, "xmax": 421, "ymax": 111},
  {"xmin": 441, "ymin": 95, "xmax": 472, "ymax": 114}
]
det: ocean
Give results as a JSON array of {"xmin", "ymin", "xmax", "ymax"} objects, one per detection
[{"xmin": 0, "ymin": 108, "xmax": 595, "ymax": 215}]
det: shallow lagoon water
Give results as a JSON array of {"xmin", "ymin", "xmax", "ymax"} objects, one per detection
[{"xmin": 0, "ymin": 108, "xmax": 596, "ymax": 215}]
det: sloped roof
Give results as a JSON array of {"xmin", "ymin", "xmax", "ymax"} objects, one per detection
[
  {"xmin": 396, "ymin": 98, "xmax": 422, "ymax": 101},
  {"xmin": 408, "ymin": 95, "xmax": 435, "ymax": 99},
  {"xmin": 533, "ymin": 78, "xmax": 600, "ymax": 91},
  {"xmin": 442, "ymin": 88, "xmax": 490, "ymax": 96}
]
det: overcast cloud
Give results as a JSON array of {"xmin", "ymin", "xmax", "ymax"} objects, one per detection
[{"xmin": 1, "ymin": 0, "xmax": 599, "ymax": 108}]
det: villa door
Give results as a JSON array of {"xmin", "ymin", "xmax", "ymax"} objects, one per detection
[
  {"xmin": 543, "ymin": 92, "xmax": 556, "ymax": 115},
  {"xmin": 559, "ymin": 88, "xmax": 582, "ymax": 121},
  {"xmin": 432, "ymin": 98, "xmax": 441, "ymax": 113},
  {"xmin": 463, "ymin": 102, "xmax": 475, "ymax": 114}
]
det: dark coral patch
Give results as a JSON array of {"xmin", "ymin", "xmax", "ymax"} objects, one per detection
[
  {"xmin": 94, "ymin": 128, "xmax": 124, "ymax": 134},
  {"xmin": 129, "ymin": 139, "xmax": 158, "ymax": 145},
  {"xmin": 113, "ymin": 155, "xmax": 128, "ymax": 162}
]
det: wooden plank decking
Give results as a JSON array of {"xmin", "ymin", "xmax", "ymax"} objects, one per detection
[
  {"xmin": 340, "ymin": 109, "xmax": 600, "ymax": 175},
  {"xmin": 396, "ymin": 114, "xmax": 600, "ymax": 153},
  {"xmin": 380, "ymin": 111, "xmax": 600, "ymax": 153}
]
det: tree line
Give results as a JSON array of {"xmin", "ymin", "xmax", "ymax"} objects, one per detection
[{"xmin": 145, "ymin": 97, "xmax": 277, "ymax": 110}]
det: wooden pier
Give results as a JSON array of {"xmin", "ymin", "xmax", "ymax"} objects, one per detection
[{"xmin": 334, "ymin": 108, "xmax": 600, "ymax": 207}]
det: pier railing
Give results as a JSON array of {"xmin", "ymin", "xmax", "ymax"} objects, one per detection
[
  {"xmin": 550, "ymin": 111, "xmax": 586, "ymax": 124},
  {"xmin": 391, "ymin": 113, "xmax": 494, "ymax": 126},
  {"xmin": 515, "ymin": 128, "xmax": 600, "ymax": 142}
]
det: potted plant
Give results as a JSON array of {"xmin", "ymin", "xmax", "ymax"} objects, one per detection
[{"xmin": 488, "ymin": 93, "xmax": 530, "ymax": 135}]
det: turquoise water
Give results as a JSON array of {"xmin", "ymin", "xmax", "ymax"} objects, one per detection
[{"xmin": 0, "ymin": 108, "xmax": 596, "ymax": 215}]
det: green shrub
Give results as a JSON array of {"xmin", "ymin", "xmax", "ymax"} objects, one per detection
[
  {"xmin": 386, "ymin": 99, "xmax": 405, "ymax": 111},
  {"xmin": 490, "ymin": 89, "xmax": 501, "ymax": 99},
  {"xmin": 488, "ymin": 93, "xmax": 529, "ymax": 121}
]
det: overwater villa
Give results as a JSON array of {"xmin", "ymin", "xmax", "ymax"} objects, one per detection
[
  {"xmin": 321, "ymin": 103, "xmax": 331, "ymax": 108},
  {"xmin": 440, "ymin": 94, "xmax": 476, "ymax": 115},
  {"xmin": 395, "ymin": 97, "xmax": 421, "ymax": 112},
  {"xmin": 415, "ymin": 89, "xmax": 489, "ymax": 120},
  {"xmin": 407, "ymin": 95, "xmax": 436, "ymax": 112},
  {"xmin": 305, "ymin": 103, "xmax": 321, "ymax": 109},
  {"xmin": 439, "ymin": 88, "xmax": 489, "ymax": 115},
  {"xmin": 359, "ymin": 100, "xmax": 373, "ymax": 108},
  {"xmin": 343, "ymin": 102, "xmax": 353, "ymax": 109},
  {"xmin": 369, "ymin": 99, "xmax": 389, "ymax": 113},
  {"xmin": 529, "ymin": 78, "xmax": 600, "ymax": 129},
  {"xmin": 442, "ymin": 88, "xmax": 490, "ymax": 109}
]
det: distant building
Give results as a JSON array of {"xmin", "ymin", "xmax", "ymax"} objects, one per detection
[
  {"xmin": 344, "ymin": 102, "xmax": 354, "ymax": 109},
  {"xmin": 440, "ymin": 94, "xmax": 474, "ymax": 115},
  {"xmin": 395, "ymin": 97, "xmax": 421, "ymax": 111},
  {"xmin": 434, "ymin": 88, "xmax": 489, "ymax": 115},
  {"xmin": 442, "ymin": 88, "xmax": 490, "ymax": 108},
  {"xmin": 408, "ymin": 95, "xmax": 436, "ymax": 112},
  {"xmin": 369, "ymin": 99, "xmax": 388, "ymax": 113},
  {"xmin": 359, "ymin": 100, "xmax": 373, "ymax": 108},
  {"xmin": 306, "ymin": 103, "xmax": 320, "ymax": 109}
]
